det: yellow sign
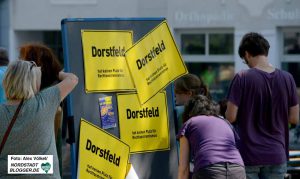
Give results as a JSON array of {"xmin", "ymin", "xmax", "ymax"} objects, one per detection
[
  {"xmin": 125, "ymin": 21, "xmax": 188, "ymax": 104},
  {"xmin": 117, "ymin": 92, "xmax": 170, "ymax": 153},
  {"xmin": 78, "ymin": 119, "xmax": 130, "ymax": 179},
  {"xmin": 81, "ymin": 30, "xmax": 135, "ymax": 92}
]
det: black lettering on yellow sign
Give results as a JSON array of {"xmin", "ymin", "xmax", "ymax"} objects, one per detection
[
  {"xmin": 136, "ymin": 40, "xmax": 166, "ymax": 70},
  {"xmin": 126, "ymin": 107, "xmax": 159, "ymax": 119},
  {"xmin": 85, "ymin": 139, "xmax": 121, "ymax": 167},
  {"xmin": 92, "ymin": 46, "xmax": 126, "ymax": 58}
]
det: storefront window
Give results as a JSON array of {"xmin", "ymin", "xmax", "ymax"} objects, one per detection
[
  {"xmin": 181, "ymin": 34, "xmax": 205, "ymax": 54},
  {"xmin": 209, "ymin": 34, "xmax": 233, "ymax": 55},
  {"xmin": 282, "ymin": 63, "xmax": 300, "ymax": 87},
  {"xmin": 43, "ymin": 31, "xmax": 64, "ymax": 64},
  {"xmin": 282, "ymin": 63, "xmax": 300, "ymax": 150},
  {"xmin": 283, "ymin": 31, "xmax": 300, "ymax": 54},
  {"xmin": 185, "ymin": 62, "xmax": 234, "ymax": 102},
  {"xmin": 179, "ymin": 30, "xmax": 234, "ymax": 102}
]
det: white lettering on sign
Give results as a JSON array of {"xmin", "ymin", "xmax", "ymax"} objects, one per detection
[
  {"xmin": 267, "ymin": 8, "xmax": 300, "ymax": 20},
  {"xmin": 174, "ymin": 11, "xmax": 234, "ymax": 25}
]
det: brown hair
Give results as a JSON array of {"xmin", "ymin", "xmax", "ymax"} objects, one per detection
[
  {"xmin": 238, "ymin": 32, "xmax": 270, "ymax": 58},
  {"xmin": 182, "ymin": 95, "xmax": 219, "ymax": 123},
  {"xmin": 174, "ymin": 73, "xmax": 211, "ymax": 98},
  {"xmin": 19, "ymin": 42, "xmax": 62, "ymax": 89}
]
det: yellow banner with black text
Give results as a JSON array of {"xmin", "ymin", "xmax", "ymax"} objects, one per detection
[
  {"xmin": 117, "ymin": 91, "xmax": 170, "ymax": 153},
  {"xmin": 81, "ymin": 30, "xmax": 135, "ymax": 92},
  {"xmin": 81, "ymin": 21, "xmax": 187, "ymax": 104},
  {"xmin": 125, "ymin": 21, "xmax": 188, "ymax": 104},
  {"xmin": 77, "ymin": 119, "xmax": 130, "ymax": 179}
]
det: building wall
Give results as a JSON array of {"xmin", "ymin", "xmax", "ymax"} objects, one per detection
[
  {"xmin": 2, "ymin": 0, "xmax": 300, "ymax": 69},
  {"xmin": 12, "ymin": 0, "xmax": 140, "ymax": 30},
  {"xmin": 0, "ymin": 0, "xmax": 9, "ymax": 48},
  {"xmin": 168, "ymin": 0, "xmax": 300, "ymax": 71},
  {"xmin": 169, "ymin": 0, "xmax": 300, "ymax": 28}
]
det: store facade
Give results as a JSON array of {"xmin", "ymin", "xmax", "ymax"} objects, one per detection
[{"xmin": 0, "ymin": 0, "xmax": 299, "ymax": 101}]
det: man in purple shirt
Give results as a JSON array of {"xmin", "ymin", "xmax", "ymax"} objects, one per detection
[{"xmin": 226, "ymin": 32, "xmax": 299, "ymax": 179}]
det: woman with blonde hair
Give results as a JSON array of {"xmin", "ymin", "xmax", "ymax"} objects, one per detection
[
  {"xmin": 19, "ymin": 42, "xmax": 64, "ymax": 172},
  {"xmin": 0, "ymin": 60, "xmax": 78, "ymax": 178}
]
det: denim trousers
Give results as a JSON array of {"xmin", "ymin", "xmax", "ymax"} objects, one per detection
[
  {"xmin": 245, "ymin": 163, "xmax": 287, "ymax": 179},
  {"xmin": 192, "ymin": 162, "xmax": 246, "ymax": 179}
]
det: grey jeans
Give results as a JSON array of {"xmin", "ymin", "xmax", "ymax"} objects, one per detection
[
  {"xmin": 192, "ymin": 162, "xmax": 246, "ymax": 179},
  {"xmin": 245, "ymin": 163, "xmax": 287, "ymax": 179}
]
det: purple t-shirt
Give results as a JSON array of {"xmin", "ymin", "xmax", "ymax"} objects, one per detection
[
  {"xmin": 227, "ymin": 68, "xmax": 298, "ymax": 166},
  {"xmin": 177, "ymin": 115, "xmax": 244, "ymax": 172}
]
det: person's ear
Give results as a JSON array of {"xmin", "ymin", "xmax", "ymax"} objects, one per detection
[
  {"xmin": 244, "ymin": 51, "xmax": 249, "ymax": 58},
  {"xmin": 245, "ymin": 51, "xmax": 253, "ymax": 59},
  {"xmin": 187, "ymin": 91, "xmax": 193, "ymax": 97}
]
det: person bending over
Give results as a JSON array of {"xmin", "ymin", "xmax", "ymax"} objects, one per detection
[{"xmin": 177, "ymin": 95, "xmax": 245, "ymax": 179}]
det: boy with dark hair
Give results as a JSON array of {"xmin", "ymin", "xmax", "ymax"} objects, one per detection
[{"xmin": 226, "ymin": 32, "xmax": 299, "ymax": 179}]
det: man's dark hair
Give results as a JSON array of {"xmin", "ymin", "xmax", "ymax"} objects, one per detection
[
  {"xmin": 0, "ymin": 47, "xmax": 9, "ymax": 66},
  {"xmin": 238, "ymin": 32, "xmax": 270, "ymax": 58}
]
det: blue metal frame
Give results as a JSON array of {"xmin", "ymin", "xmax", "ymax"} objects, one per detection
[
  {"xmin": 61, "ymin": 20, "xmax": 77, "ymax": 179},
  {"xmin": 60, "ymin": 17, "xmax": 166, "ymax": 179},
  {"xmin": 61, "ymin": 17, "xmax": 165, "ymax": 24}
]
